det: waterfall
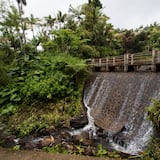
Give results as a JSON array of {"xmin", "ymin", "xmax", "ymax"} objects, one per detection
[
  {"xmin": 82, "ymin": 72, "xmax": 160, "ymax": 155},
  {"xmin": 70, "ymin": 77, "xmax": 99, "ymax": 136},
  {"xmin": 125, "ymin": 113, "xmax": 153, "ymax": 154}
]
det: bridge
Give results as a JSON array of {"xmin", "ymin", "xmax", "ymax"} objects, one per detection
[{"xmin": 86, "ymin": 50, "xmax": 160, "ymax": 72}]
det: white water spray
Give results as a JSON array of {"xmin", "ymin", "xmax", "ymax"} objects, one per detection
[
  {"xmin": 70, "ymin": 99, "xmax": 97, "ymax": 136},
  {"xmin": 70, "ymin": 77, "xmax": 99, "ymax": 136}
]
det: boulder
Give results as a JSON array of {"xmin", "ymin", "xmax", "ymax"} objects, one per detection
[
  {"xmin": 38, "ymin": 135, "xmax": 54, "ymax": 147},
  {"xmin": 70, "ymin": 115, "xmax": 88, "ymax": 129},
  {"xmin": 72, "ymin": 131, "xmax": 93, "ymax": 146}
]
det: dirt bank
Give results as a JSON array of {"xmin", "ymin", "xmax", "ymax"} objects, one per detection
[{"xmin": 0, "ymin": 148, "xmax": 121, "ymax": 160}]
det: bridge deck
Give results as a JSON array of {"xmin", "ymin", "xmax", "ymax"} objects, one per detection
[{"xmin": 86, "ymin": 50, "xmax": 160, "ymax": 72}]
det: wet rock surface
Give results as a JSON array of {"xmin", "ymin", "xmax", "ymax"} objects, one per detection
[
  {"xmin": 1, "ymin": 124, "xmax": 121, "ymax": 158},
  {"xmin": 70, "ymin": 115, "xmax": 88, "ymax": 129}
]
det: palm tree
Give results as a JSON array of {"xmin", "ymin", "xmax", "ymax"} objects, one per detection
[
  {"xmin": 16, "ymin": 0, "xmax": 26, "ymax": 12},
  {"xmin": 88, "ymin": 0, "xmax": 102, "ymax": 9},
  {"xmin": 68, "ymin": 5, "xmax": 82, "ymax": 24},
  {"xmin": 43, "ymin": 15, "xmax": 56, "ymax": 39},
  {"xmin": 56, "ymin": 11, "xmax": 67, "ymax": 29},
  {"xmin": 28, "ymin": 14, "xmax": 40, "ymax": 39},
  {"xmin": 44, "ymin": 14, "xmax": 56, "ymax": 30},
  {"xmin": 16, "ymin": 0, "xmax": 27, "ymax": 50}
]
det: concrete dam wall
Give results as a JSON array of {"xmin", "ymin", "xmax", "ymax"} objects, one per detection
[{"xmin": 83, "ymin": 72, "xmax": 160, "ymax": 154}]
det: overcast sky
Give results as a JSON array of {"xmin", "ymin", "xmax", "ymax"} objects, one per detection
[{"xmin": 23, "ymin": 0, "xmax": 160, "ymax": 29}]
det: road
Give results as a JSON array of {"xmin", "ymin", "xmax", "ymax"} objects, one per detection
[{"xmin": 0, "ymin": 148, "xmax": 121, "ymax": 160}]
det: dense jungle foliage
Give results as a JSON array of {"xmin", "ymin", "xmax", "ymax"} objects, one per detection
[{"xmin": 0, "ymin": 0, "xmax": 160, "ymax": 159}]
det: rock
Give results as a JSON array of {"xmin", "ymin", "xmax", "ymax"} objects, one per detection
[
  {"xmin": 20, "ymin": 136, "xmax": 38, "ymax": 149},
  {"xmin": 72, "ymin": 131, "xmax": 93, "ymax": 146},
  {"xmin": 24, "ymin": 141, "xmax": 38, "ymax": 149},
  {"xmin": 84, "ymin": 146, "xmax": 95, "ymax": 156},
  {"xmin": 60, "ymin": 130, "xmax": 72, "ymax": 142},
  {"xmin": 40, "ymin": 126, "xmax": 56, "ymax": 136},
  {"xmin": 72, "ymin": 131, "xmax": 89, "ymax": 142},
  {"xmin": 70, "ymin": 115, "xmax": 88, "ymax": 129},
  {"xmin": 3, "ymin": 135, "xmax": 17, "ymax": 148},
  {"xmin": 62, "ymin": 141, "xmax": 74, "ymax": 153},
  {"xmin": 19, "ymin": 136, "xmax": 34, "ymax": 146},
  {"xmin": 0, "ymin": 123, "xmax": 10, "ymax": 140},
  {"xmin": 21, "ymin": 135, "xmax": 55, "ymax": 149},
  {"xmin": 96, "ymin": 128, "xmax": 108, "ymax": 139},
  {"xmin": 38, "ymin": 135, "xmax": 54, "ymax": 147}
]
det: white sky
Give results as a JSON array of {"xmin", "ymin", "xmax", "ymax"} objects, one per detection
[{"xmin": 22, "ymin": 0, "xmax": 160, "ymax": 29}]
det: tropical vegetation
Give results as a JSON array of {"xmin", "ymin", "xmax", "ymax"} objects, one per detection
[{"xmin": 0, "ymin": 0, "xmax": 160, "ymax": 159}]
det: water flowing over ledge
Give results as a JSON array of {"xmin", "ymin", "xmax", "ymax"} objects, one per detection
[{"xmin": 78, "ymin": 72, "xmax": 160, "ymax": 155}]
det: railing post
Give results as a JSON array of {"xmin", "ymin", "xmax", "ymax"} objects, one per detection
[
  {"xmin": 131, "ymin": 54, "xmax": 134, "ymax": 65},
  {"xmin": 99, "ymin": 58, "xmax": 101, "ymax": 67},
  {"xmin": 152, "ymin": 50, "xmax": 156, "ymax": 71},
  {"xmin": 113, "ymin": 57, "xmax": 115, "ymax": 66},
  {"xmin": 91, "ymin": 59, "xmax": 95, "ymax": 71},
  {"xmin": 106, "ymin": 57, "xmax": 109, "ymax": 71},
  {"xmin": 124, "ymin": 54, "xmax": 129, "ymax": 72}
]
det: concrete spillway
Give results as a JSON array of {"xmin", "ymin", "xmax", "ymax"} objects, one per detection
[{"xmin": 83, "ymin": 72, "xmax": 160, "ymax": 154}]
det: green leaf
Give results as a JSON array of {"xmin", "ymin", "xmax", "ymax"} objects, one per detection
[
  {"xmin": 10, "ymin": 94, "xmax": 18, "ymax": 101},
  {"xmin": 47, "ymin": 94, "xmax": 52, "ymax": 99},
  {"xmin": 0, "ymin": 97, "xmax": 8, "ymax": 104}
]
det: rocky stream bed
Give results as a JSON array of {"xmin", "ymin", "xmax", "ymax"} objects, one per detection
[{"xmin": 0, "ymin": 114, "xmax": 129, "ymax": 159}]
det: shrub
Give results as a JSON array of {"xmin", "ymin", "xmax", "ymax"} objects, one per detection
[
  {"xmin": 0, "ymin": 52, "xmax": 88, "ymax": 116},
  {"xmin": 147, "ymin": 99, "xmax": 160, "ymax": 133}
]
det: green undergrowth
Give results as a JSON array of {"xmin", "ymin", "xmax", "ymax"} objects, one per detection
[
  {"xmin": 142, "ymin": 138, "xmax": 160, "ymax": 160},
  {"xmin": 139, "ymin": 99, "xmax": 160, "ymax": 160},
  {"xmin": 0, "ymin": 52, "xmax": 89, "ymax": 137},
  {"xmin": 0, "ymin": 97, "xmax": 83, "ymax": 137},
  {"xmin": 127, "ymin": 138, "xmax": 160, "ymax": 160},
  {"xmin": 93, "ymin": 144, "xmax": 121, "ymax": 158},
  {"xmin": 42, "ymin": 143, "xmax": 122, "ymax": 159},
  {"xmin": 42, "ymin": 144, "xmax": 69, "ymax": 154}
]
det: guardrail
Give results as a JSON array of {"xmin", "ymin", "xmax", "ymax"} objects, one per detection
[{"xmin": 86, "ymin": 50, "xmax": 160, "ymax": 72}]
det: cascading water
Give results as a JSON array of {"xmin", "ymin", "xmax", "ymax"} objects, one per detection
[
  {"xmin": 70, "ymin": 99, "xmax": 97, "ymax": 137},
  {"xmin": 81, "ymin": 72, "xmax": 160, "ymax": 155},
  {"xmin": 70, "ymin": 77, "xmax": 99, "ymax": 136}
]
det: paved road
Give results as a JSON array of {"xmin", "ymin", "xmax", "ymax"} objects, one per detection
[{"xmin": 0, "ymin": 148, "xmax": 120, "ymax": 160}]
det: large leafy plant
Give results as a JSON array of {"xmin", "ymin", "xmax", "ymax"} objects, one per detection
[{"xmin": 0, "ymin": 51, "xmax": 88, "ymax": 115}]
